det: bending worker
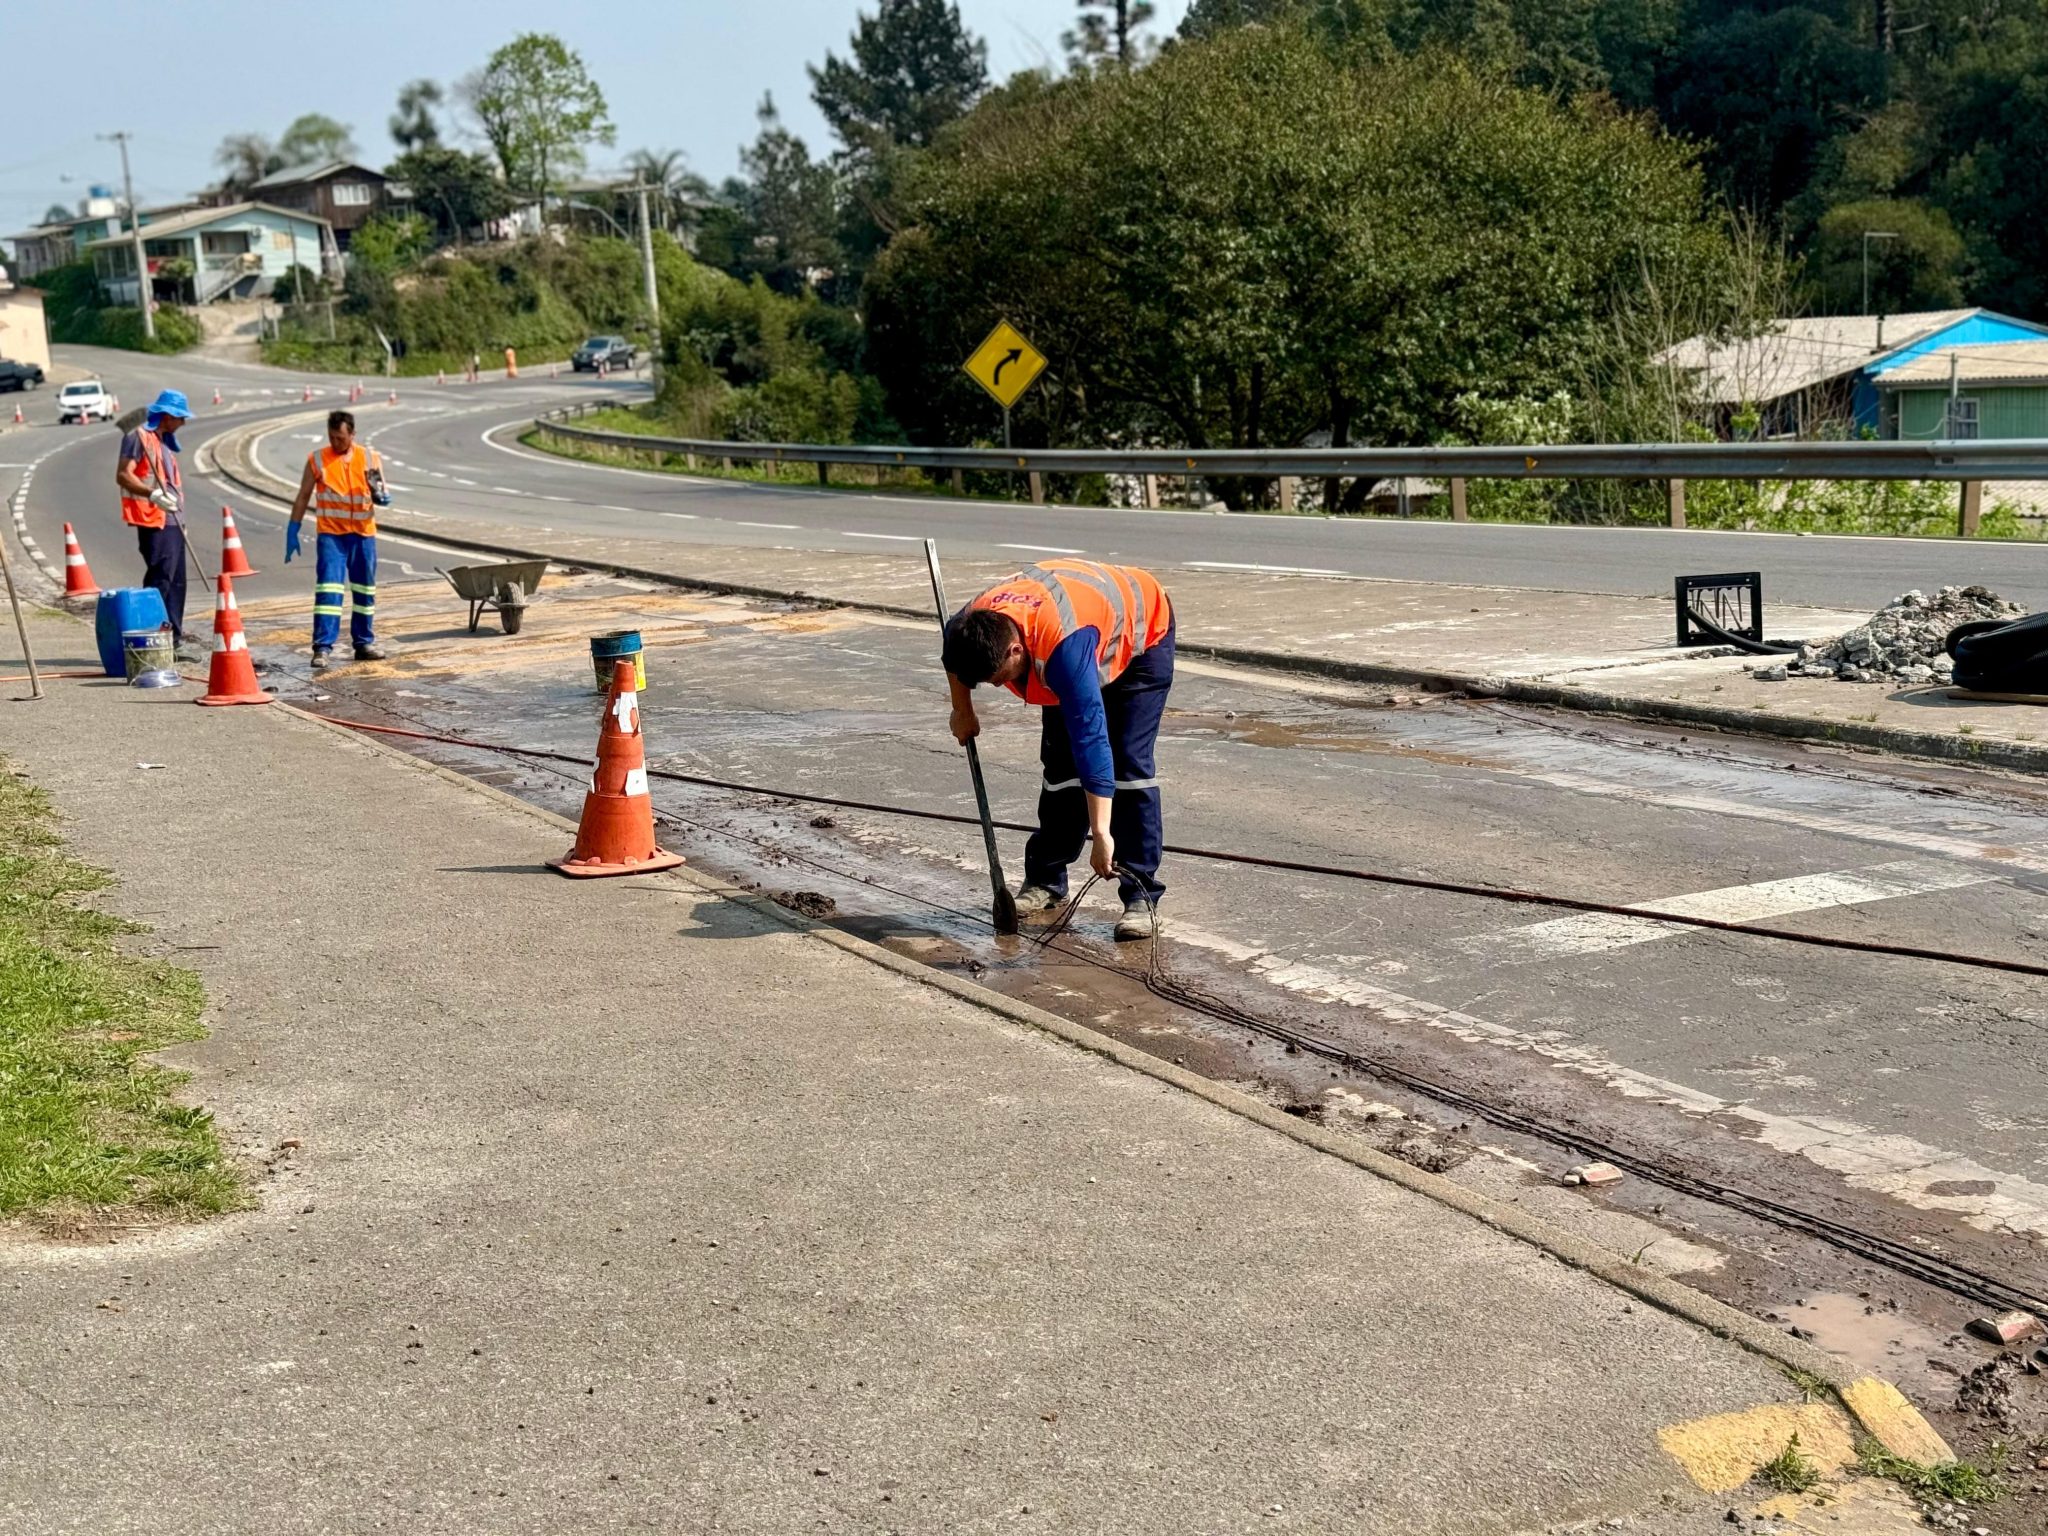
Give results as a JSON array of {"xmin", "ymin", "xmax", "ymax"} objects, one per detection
[
  {"xmin": 113, "ymin": 389, "xmax": 193, "ymax": 653},
  {"xmin": 942, "ymin": 559, "xmax": 1175, "ymax": 941},
  {"xmin": 286, "ymin": 409, "xmax": 391, "ymax": 668}
]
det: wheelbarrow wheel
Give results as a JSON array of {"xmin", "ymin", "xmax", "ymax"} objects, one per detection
[{"xmin": 501, "ymin": 605, "xmax": 526, "ymax": 636}]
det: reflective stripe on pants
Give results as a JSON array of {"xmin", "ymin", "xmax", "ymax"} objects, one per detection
[
  {"xmin": 313, "ymin": 531, "xmax": 377, "ymax": 650},
  {"xmin": 1025, "ymin": 619, "xmax": 1175, "ymax": 905}
]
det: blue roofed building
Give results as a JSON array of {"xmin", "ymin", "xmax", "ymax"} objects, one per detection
[{"xmin": 1664, "ymin": 309, "xmax": 2048, "ymax": 439}]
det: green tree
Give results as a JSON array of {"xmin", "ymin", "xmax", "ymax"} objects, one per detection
[
  {"xmin": 623, "ymin": 148, "xmax": 713, "ymax": 236},
  {"xmin": 275, "ymin": 113, "xmax": 357, "ymax": 168},
  {"xmin": 1919, "ymin": 19, "xmax": 2048, "ymax": 316},
  {"xmin": 720, "ymin": 96, "xmax": 840, "ymax": 294},
  {"xmin": 387, "ymin": 148, "xmax": 512, "ymax": 245},
  {"xmin": 1066, "ymin": 0, "xmax": 1159, "ymax": 66},
  {"xmin": 809, "ymin": 0, "xmax": 989, "ymax": 151},
  {"xmin": 463, "ymin": 33, "xmax": 615, "ymax": 209},
  {"xmin": 39, "ymin": 202, "xmax": 69, "ymax": 225},
  {"xmin": 1809, "ymin": 197, "xmax": 1965, "ymax": 311},
  {"xmin": 390, "ymin": 79, "xmax": 445, "ymax": 152},
  {"xmin": 867, "ymin": 24, "xmax": 1733, "ymax": 499}
]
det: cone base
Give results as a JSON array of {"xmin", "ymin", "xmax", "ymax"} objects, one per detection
[
  {"xmin": 548, "ymin": 848, "xmax": 685, "ymax": 879},
  {"xmin": 62, "ymin": 586, "xmax": 100, "ymax": 600},
  {"xmin": 196, "ymin": 693, "xmax": 273, "ymax": 706},
  {"xmin": 221, "ymin": 564, "xmax": 259, "ymax": 579}
]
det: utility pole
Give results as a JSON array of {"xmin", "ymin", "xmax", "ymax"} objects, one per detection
[
  {"xmin": 99, "ymin": 131, "xmax": 153, "ymax": 341},
  {"xmin": 632, "ymin": 184, "xmax": 660, "ymax": 328}
]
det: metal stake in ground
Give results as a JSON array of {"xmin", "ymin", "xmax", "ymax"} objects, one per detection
[
  {"xmin": 924, "ymin": 538, "xmax": 1020, "ymax": 936},
  {"xmin": 0, "ymin": 511, "xmax": 44, "ymax": 699}
]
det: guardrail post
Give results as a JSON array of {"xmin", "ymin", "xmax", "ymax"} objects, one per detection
[
  {"xmin": 685, "ymin": 450, "xmax": 697, "ymax": 469},
  {"xmin": 1958, "ymin": 480, "xmax": 1983, "ymax": 537},
  {"xmin": 1667, "ymin": 478, "xmax": 1687, "ymax": 529},
  {"xmin": 1276, "ymin": 475, "xmax": 1298, "ymax": 512},
  {"xmin": 1143, "ymin": 474, "xmax": 1159, "ymax": 510},
  {"xmin": 818, "ymin": 461, "xmax": 830, "ymax": 487},
  {"xmin": 721, "ymin": 455, "xmax": 733, "ymax": 472},
  {"xmin": 1450, "ymin": 478, "xmax": 1469, "ymax": 522},
  {"xmin": 1028, "ymin": 471, "xmax": 1046, "ymax": 506}
]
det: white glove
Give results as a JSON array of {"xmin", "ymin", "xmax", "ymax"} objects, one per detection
[{"xmin": 148, "ymin": 486, "xmax": 182, "ymax": 513}]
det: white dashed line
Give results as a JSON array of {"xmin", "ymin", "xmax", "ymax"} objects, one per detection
[
  {"xmin": 738, "ymin": 521, "xmax": 799, "ymax": 530},
  {"xmin": 1183, "ymin": 560, "xmax": 1347, "ymax": 577},
  {"xmin": 999, "ymin": 542, "xmax": 1084, "ymax": 555},
  {"xmin": 842, "ymin": 531, "xmax": 920, "ymax": 542},
  {"xmin": 660, "ymin": 512, "xmax": 697, "ymax": 520}
]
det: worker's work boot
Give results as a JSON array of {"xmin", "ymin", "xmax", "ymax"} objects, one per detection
[
  {"xmin": 1013, "ymin": 884, "xmax": 1062, "ymax": 914},
  {"xmin": 1114, "ymin": 900, "xmax": 1161, "ymax": 942},
  {"xmin": 353, "ymin": 644, "xmax": 389, "ymax": 663},
  {"xmin": 310, "ymin": 646, "xmax": 333, "ymax": 670}
]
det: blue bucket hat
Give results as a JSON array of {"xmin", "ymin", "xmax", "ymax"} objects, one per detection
[{"xmin": 143, "ymin": 388, "xmax": 192, "ymax": 449}]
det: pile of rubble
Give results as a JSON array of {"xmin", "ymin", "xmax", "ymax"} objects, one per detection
[{"xmin": 1757, "ymin": 585, "xmax": 2026, "ymax": 684}]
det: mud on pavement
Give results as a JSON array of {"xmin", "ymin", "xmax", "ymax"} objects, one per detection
[{"xmin": 233, "ymin": 569, "xmax": 2048, "ymax": 1522}]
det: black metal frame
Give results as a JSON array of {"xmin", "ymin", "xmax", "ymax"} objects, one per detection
[{"xmin": 1675, "ymin": 572, "xmax": 1765, "ymax": 648}]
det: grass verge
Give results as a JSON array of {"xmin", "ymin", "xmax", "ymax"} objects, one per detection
[
  {"xmin": 0, "ymin": 760, "xmax": 243, "ymax": 1231},
  {"xmin": 1758, "ymin": 1434, "xmax": 1822, "ymax": 1494}
]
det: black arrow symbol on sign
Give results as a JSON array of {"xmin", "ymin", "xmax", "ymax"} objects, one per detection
[{"xmin": 993, "ymin": 347, "xmax": 1023, "ymax": 386}]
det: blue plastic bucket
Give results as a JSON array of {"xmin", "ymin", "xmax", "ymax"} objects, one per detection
[
  {"xmin": 591, "ymin": 630, "xmax": 645, "ymax": 692},
  {"xmin": 94, "ymin": 588, "xmax": 170, "ymax": 677}
]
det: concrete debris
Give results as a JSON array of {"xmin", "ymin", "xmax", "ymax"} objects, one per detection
[
  {"xmin": 1965, "ymin": 1310, "xmax": 2041, "ymax": 1346},
  {"xmin": 1789, "ymin": 586, "xmax": 2024, "ymax": 683},
  {"xmin": 769, "ymin": 889, "xmax": 837, "ymax": 919},
  {"xmin": 1752, "ymin": 664, "xmax": 1789, "ymax": 682},
  {"xmin": 1563, "ymin": 1161, "xmax": 1625, "ymax": 1187}
]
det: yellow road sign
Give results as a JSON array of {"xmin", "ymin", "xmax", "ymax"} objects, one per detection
[{"xmin": 963, "ymin": 321, "xmax": 1048, "ymax": 410}]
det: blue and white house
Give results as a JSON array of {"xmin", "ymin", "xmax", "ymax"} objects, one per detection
[
  {"xmin": 85, "ymin": 202, "xmax": 332, "ymax": 307},
  {"xmin": 1666, "ymin": 308, "xmax": 2048, "ymax": 439}
]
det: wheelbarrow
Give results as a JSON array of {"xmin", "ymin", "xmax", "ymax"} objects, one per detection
[{"xmin": 439, "ymin": 559, "xmax": 548, "ymax": 635}]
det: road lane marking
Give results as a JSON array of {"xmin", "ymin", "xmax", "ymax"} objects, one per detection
[
  {"xmin": 739, "ymin": 521, "xmax": 798, "ymax": 530},
  {"xmin": 842, "ymin": 531, "xmax": 920, "ymax": 542},
  {"xmin": 661, "ymin": 512, "xmax": 697, "ymax": 520},
  {"xmin": 490, "ymin": 486, "xmax": 524, "ymax": 495},
  {"xmin": 1454, "ymin": 859, "xmax": 1998, "ymax": 964},
  {"xmin": 999, "ymin": 542, "xmax": 1084, "ymax": 555},
  {"xmin": 453, "ymin": 478, "xmax": 477, "ymax": 486},
  {"xmin": 1183, "ymin": 560, "xmax": 1347, "ymax": 576}
]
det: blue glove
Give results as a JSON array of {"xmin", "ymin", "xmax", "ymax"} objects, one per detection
[{"xmin": 285, "ymin": 523, "xmax": 302, "ymax": 563}]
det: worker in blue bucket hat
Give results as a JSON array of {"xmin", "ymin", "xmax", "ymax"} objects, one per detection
[{"xmin": 113, "ymin": 388, "xmax": 196, "ymax": 654}]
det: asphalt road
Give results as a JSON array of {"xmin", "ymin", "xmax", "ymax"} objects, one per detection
[{"xmin": 15, "ymin": 343, "xmax": 2048, "ymax": 615}]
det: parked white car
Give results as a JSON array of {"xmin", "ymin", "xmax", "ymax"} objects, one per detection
[{"xmin": 58, "ymin": 380, "xmax": 114, "ymax": 424}]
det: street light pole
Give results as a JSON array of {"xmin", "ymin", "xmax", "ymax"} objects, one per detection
[
  {"xmin": 1862, "ymin": 229, "xmax": 1898, "ymax": 317},
  {"xmin": 99, "ymin": 130, "xmax": 153, "ymax": 341}
]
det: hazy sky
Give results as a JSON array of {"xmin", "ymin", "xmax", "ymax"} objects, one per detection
[{"xmin": 1, "ymin": 0, "xmax": 1191, "ymax": 238}]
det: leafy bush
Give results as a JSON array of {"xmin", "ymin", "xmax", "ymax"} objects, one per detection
[{"xmin": 35, "ymin": 261, "xmax": 198, "ymax": 354}]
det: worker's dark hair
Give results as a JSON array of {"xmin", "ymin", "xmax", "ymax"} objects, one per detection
[
  {"xmin": 327, "ymin": 409, "xmax": 356, "ymax": 433},
  {"xmin": 943, "ymin": 607, "xmax": 1020, "ymax": 686}
]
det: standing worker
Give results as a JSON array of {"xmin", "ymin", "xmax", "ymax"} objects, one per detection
[
  {"xmin": 113, "ymin": 389, "xmax": 195, "ymax": 655},
  {"xmin": 942, "ymin": 560, "xmax": 1175, "ymax": 940},
  {"xmin": 285, "ymin": 409, "xmax": 391, "ymax": 669}
]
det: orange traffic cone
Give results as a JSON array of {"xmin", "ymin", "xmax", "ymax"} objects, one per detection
[
  {"xmin": 61, "ymin": 524, "xmax": 99, "ymax": 597},
  {"xmin": 220, "ymin": 505, "xmax": 257, "ymax": 578},
  {"xmin": 388, "ymin": 388, "xmax": 398, "ymax": 404},
  {"xmin": 436, "ymin": 369, "xmax": 445, "ymax": 386},
  {"xmin": 11, "ymin": 401, "xmax": 22, "ymax": 424},
  {"xmin": 212, "ymin": 386, "xmax": 223, "ymax": 406},
  {"xmin": 302, "ymin": 383, "xmax": 312, "ymax": 403},
  {"xmin": 195, "ymin": 574, "xmax": 270, "ymax": 707},
  {"xmin": 550, "ymin": 660, "xmax": 684, "ymax": 878}
]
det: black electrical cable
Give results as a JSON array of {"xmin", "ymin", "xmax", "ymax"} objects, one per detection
[
  {"xmin": 1686, "ymin": 604, "xmax": 1803, "ymax": 657},
  {"xmin": 292, "ymin": 687, "xmax": 2047, "ymax": 1316},
  {"xmin": 308, "ymin": 714, "xmax": 2048, "ymax": 983}
]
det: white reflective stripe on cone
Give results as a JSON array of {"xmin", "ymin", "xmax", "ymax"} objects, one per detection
[
  {"xmin": 216, "ymin": 589, "xmax": 238, "ymax": 611},
  {"xmin": 213, "ymin": 632, "xmax": 247, "ymax": 652},
  {"xmin": 66, "ymin": 552, "xmax": 86, "ymax": 566},
  {"xmin": 610, "ymin": 690, "xmax": 639, "ymax": 732},
  {"xmin": 623, "ymin": 768, "xmax": 649, "ymax": 797}
]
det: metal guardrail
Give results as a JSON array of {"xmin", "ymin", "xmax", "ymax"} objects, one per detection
[{"xmin": 529, "ymin": 400, "xmax": 2046, "ymax": 534}]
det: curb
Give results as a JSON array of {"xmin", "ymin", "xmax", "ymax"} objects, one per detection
[
  {"xmin": 267, "ymin": 691, "xmax": 1956, "ymax": 1470},
  {"xmin": 216, "ymin": 412, "xmax": 2048, "ymax": 778}
]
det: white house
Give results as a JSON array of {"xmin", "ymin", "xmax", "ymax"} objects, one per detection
[{"xmin": 85, "ymin": 201, "xmax": 331, "ymax": 307}]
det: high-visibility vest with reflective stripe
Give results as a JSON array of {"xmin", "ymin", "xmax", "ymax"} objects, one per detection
[
  {"xmin": 119, "ymin": 428, "xmax": 179, "ymax": 529},
  {"xmin": 968, "ymin": 560, "xmax": 1172, "ymax": 707},
  {"xmin": 306, "ymin": 443, "xmax": 382, "ymax": 536}
]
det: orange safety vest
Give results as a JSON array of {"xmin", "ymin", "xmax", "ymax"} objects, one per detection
[
  {"xmin": 306, "ymin": 443, "xmax": 383, "ymax": 536},
  {"xmin": 118, "ymin": 427, "xmax": 180, "ymax": 529},
  {"xmin": 968, "ymin": 560, "xmax": 1172, "ymax": 707}
]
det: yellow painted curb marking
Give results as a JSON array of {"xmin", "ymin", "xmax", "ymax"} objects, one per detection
[
  {"xmin": 1658, "ymin": 1400, "xmax": 1857, "ymax": 1493},
  {"xmin": 1839, "ymin": 1376, "xmax": 1955, "ymax": 1466}
]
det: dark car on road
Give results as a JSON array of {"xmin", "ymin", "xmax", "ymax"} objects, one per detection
[
  {"xmin": 0, "ymin": 360, "xmax": 44, "ymax": 393},
  {"xmin": 572, "ymin": 335, "xmax": 635, "ymax": 373}
]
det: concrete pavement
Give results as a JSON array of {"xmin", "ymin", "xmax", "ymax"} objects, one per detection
[{"xmin": 0, "ymin": 610, "xmax": 1941, "ymax": 1534}]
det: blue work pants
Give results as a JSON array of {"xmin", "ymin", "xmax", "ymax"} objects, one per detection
[
  {"xmin": 135, "ymin": 523, "xmax": 187, "ymax": 642},
  {"xmin": 313, "ymin": 531, "xmax": 377, "ymax": 651},
  {"xmin": 1025, "ymin": 622, "xmax": 1175, "ymax": 906}
]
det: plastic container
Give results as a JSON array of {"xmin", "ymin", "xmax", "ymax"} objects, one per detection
[
  {"xmin": 590, "ymin": 630, "xmax": 646, "ymax": 692},
  {"xmin": 94, "ymin": 588, "xmax": 170, "ymax": 677},
  {"xmin": 123, "ymin": 628, "xmax": 180, "ymax": 688}
]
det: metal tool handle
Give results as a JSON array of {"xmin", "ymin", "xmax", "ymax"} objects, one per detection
[{"xmin": 925, "ymin": 538, "xmax": 1018, "ymax": 934}]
